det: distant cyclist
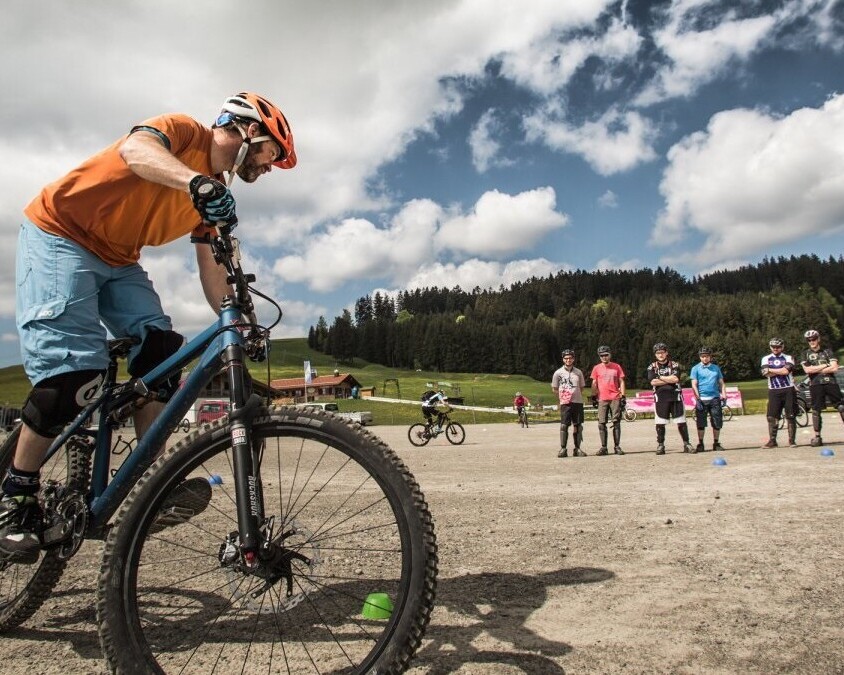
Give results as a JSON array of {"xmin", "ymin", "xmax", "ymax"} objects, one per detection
[
  {"xmin": 0, "ymin": 93, "xmax": 296, "ymax": 562},
  {"xmin": 800, "ymin": 329, "xmax": 844, "ymax": 447},
  {"xmin": 513, "ymin": 392, "xmax": 531, "ymax": 418},
  {"xmin": 421, "ymin": 389, "xmax": 449, "ymax": 429}
]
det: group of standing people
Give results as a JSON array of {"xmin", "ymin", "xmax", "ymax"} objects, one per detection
[
  {"xmin": 549, "ymin": 330, "xmax": 843, "ymax": 458},
  {"xmin": 762, "ymin": 330, "xmax": 844, "ymax": 448},
  {"xmin": 551, "ymin": 346, "xmax": 628, "ymax": 457}
]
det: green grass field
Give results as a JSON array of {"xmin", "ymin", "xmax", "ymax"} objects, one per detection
[{"xmin": 0, "ymin": 338, "xmax": 779, "ymax": 426}]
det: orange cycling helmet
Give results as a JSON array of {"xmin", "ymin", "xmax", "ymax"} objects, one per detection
[{"xmin": 218, "ymin": 92, "xmax": 297, "ymax": 169}]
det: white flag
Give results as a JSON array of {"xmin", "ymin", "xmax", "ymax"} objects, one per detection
[{"xmin": 304, "ymin": 360, "xmax": 312, "ymax": 384}]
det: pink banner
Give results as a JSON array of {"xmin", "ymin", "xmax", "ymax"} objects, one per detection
[{"xmin": 627, "ymin": 387, "xmax": 743, "ymax": 413}]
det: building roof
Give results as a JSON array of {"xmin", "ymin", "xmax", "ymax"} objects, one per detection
[{"xmin": 270, "ymin": 373, "xmax": 362, "ymax": 390}]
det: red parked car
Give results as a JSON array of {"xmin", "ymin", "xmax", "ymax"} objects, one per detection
[{"xmin": 196, "ymin": 400, "xmax": 231, "ymax": 425}]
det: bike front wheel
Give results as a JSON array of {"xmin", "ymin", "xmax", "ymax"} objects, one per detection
[
  {"xmin": 721, "ymin": 405, "xmax": 733, "ymax": 422},
  {"xmin": 407, "ymin": 423, "xmax": 431, "ymax": 447},
  {"xmin": 795, "ymin": 399, "xmax": 809, "ymax": 427},
  {"xmin": 445, "ymin": 422, "xmax": 465, "ymax": 445},
  {"xmin": 97, "ymin": 405, "xmax": 438, "ymax": 675},
  {"xmin": 623, "ymin": 408, "xmax": 637, "ymax": 422}
]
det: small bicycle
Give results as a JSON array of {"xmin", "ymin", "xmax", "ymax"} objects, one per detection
[
  {"xmin": 620, "ymin": 398, "xmax": 637, "ymax": 422},
  {"xmin": 517, "ymin": 406, "xmax": 529, "ymax": 428},
  {"xmin": 777, "ymin": 397, "xmax": 809, "ymax": 429},
  {"xmin": 408, "ymin": 411, "xmax": 466, "ymax": 447},
  {"xmin": 0, "ymin": 213, "xmax": 437, "ymax": 674}
]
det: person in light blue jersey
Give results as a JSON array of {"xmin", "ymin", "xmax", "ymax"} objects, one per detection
[{"xmin": 690, "ymin": 346, "xmax": 726, "ymax": 453}]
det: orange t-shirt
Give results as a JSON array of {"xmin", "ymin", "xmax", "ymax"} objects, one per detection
[{"xmin": 25, "ymin": 113, "xmax": 214, "ymax": 267}]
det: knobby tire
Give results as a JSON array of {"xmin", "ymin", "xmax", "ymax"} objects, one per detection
[
  {"xmin": 445, "ymin": 422, "xmax": 465, "ymax": 445},
  {"xmin": 97, "ymin": 405, "xmax": 438, "ymax": 675},
  {"xmin": 0, "ymin": 425, "xmax": 91, "ymax": 631},
  {"xmin": 407, "ymin": 423, "xmax": 431, "ymax": 447}
]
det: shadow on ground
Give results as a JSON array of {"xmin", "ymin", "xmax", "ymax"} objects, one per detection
[{"xmin": 412, "ymin": 566, "xmax": 613, "ymax": 674}]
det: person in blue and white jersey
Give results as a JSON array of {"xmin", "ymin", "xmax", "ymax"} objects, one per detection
[{"xmin": 761, "ymin": 337, "xmax": 797, "ymax": 448}]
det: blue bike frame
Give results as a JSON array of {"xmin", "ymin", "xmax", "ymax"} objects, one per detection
[{"xmin": 40, "ymin": 304, "xmax": 246, "ymax": 532}]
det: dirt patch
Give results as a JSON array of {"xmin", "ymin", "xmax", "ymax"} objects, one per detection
[{"xmin": 3, "ymin": 414, "xmax": 844, "ymax": 673}]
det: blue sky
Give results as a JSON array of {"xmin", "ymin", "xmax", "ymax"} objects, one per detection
[{"xmin": 1, "ymin": 0, "xmax": 843, "ymax": 369}]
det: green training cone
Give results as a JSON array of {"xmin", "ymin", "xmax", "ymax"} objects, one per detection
[{"xmin": 362, "ymin": 592, "xmax": 393, "ymax": 620}]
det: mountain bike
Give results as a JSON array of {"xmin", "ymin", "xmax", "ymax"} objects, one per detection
[
  {"xmin": 777, "ymin": 396, "xmax": 809, "ymax": 429},
  {"xmin": 517, "ymin": 406, "xmax": 529, "ymax": 428},
  {"xmin": 0, "ymin": 217, "xmax": 437, "ymax": 674},
  {"xmin": 407, "ymin": 411, "xmax": 466, "ymax": 447}
]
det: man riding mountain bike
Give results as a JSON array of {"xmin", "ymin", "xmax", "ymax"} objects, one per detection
[
  {"xmin": 0, "ymin": 92, "xmax": 296, "ymax": 562},
  {"xmin": 421, "ymin": 389, "xmax": 449, "ymax": 430}
]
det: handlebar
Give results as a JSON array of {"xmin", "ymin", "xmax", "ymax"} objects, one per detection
[{"xmin": 208, "ymin": 223, "xmax": 275, "ymax": 362}]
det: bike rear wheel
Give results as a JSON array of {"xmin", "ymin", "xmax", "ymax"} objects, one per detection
[
  {"xmin": 407, "ymin": 423, "xmax": 431, "ymax": 447},
  {"xmin": 721, "ymin": 405, "xmax": 733, "ymax": 422},
  {"xmin": 97, "ymin": 405, "xmax": 438, "ymax": 675},
  {"xmin": 0, "ymin": 425, "xmax": 91, "ymax": 631},
  {"xmin": 445, "ymin": 422, "xmax": 465, "ymax": 445}
]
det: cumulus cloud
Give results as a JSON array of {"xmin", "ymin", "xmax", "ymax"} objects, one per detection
[
  {"xmin": 636, "ymin": 7, "xmax": 777, "ymax": 106},
  {"xmin": 401, "ymin": 257, "xmax": 565, "ymax": 294},
  {"xmin": 499, "ymin": 16, "xmax": 640, "ymax": 96},
  {"xmin": 524, "ymin": 105, "xmax": 658, "ymax": 175},
  {"xmin": 436, "ymin": 187, "xmax": 568, "ymax": 257},
  {"xmin": 469, "ymin": 109, "xmax": 516, "ymax": 173},
  {"xmin": 598, "ymin": 190, "xmax": 619, "ymax": 208},
  {"xmin": 276, "ymin": 188, "xmax": 567, "ymax": 291},
  {"xmin": 654, "ymin": 93, "xmax": 844, "ymax": 267},
  {"xmin": 594, "ymin": 256, "xmax": 642, "ymax": 271}
]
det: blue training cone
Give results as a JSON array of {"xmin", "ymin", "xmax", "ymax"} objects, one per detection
[
  {"xmin": 820, "ymin": 448, "xmax": 835, "ymax": 457},
  {"xmin": 712, "ymin": 456, "xmax": 727, "ymax": 466}
]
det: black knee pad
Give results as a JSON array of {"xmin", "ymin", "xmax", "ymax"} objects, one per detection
[
  {"xmin": 21, "ymin": 370, "xmax": 105, "ymax": 437},
  {"xmin": 129, "ymin": 328, "xmax": 184, "ymax": 398}
]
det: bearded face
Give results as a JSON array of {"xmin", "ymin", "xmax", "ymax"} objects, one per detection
[{"xmin": 236, "ymin": 141, "xmax": 279, "ymax": 183}]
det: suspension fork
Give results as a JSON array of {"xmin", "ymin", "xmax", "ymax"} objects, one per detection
[{"xmin": 222, "ymin": 341, "xmax": 265, "ymax": 554}]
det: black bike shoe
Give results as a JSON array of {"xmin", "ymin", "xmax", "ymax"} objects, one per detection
[
  {"xmin": 656, "ymin": 444, "xmax": 665, "ymax": 455},
  {"xmin": 558, "ymin": 448, "xmax": 568, "ymax": 458},
  {"xmin": 152, "ymin": 477, "xmax": 213, "ymax": 532},
  {"xmin": 695, "ymin": 443, "xmax": 704, "ymax": 454},
  {"xmin": 683, "ymin": 443, "xmax": 694, "ymax": 453},
  {"xmin": 596, "ymin": 447, "xmax": 609, "ymax": 456},
  {"xmin": 573, "ymin": 448, "xmax": 587, "ymax": 457},
  {"xmin": 810, "ymin": 436, "xmax": 823, "ymax": 447},
  {"xmin": 0, "ymin": 494, "xmax": 42, "ymax": 565},
  {"xmin": 712, "ymin": 442, "xmax": 724, "ymax": 452},
  {"xmin": 613, "ymin": 446, "xmax": 625, "ymax": 455},
  {"xmin": 762, "ymin": 439, "xmax": 778, "ymax": 449}
]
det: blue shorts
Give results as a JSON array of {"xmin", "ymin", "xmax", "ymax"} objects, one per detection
[{"xmin": 16, "ymin": 219, "xmax": 171, "ymax": 385}]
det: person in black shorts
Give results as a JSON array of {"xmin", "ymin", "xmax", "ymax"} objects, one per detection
[
  {"xmin": 800, "ymin": 329, "xmax": 844, "ymax": 447},
  {"xmin": 647, "ymin": 342, "xmax": 693, "ymax": 455},
  {"xmin": 551, "ymin": 349, "xmax": 587, "ymax": 457},
  {"xmin": 761, "ymin": 337, "xmax": 797, "ymax": 448}
]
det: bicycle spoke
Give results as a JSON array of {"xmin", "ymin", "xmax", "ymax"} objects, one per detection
[{"xmin": 98, "ymin": 408, "xmax": 437, "ymax": 674}]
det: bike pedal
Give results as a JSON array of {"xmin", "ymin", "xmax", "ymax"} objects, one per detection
[{"xmin": 41, "ymin": 521, "xmax": 71, "ymax": 546}]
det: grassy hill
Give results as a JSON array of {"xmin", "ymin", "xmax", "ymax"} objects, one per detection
[{"xmin": 0, "ymin": 338, "xmax": 772, "ymax": 425}]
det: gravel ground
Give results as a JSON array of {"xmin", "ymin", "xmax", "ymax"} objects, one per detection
[{"xmin": 2, "ymin": 413, "xmax": 844, "ymax": 674}]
